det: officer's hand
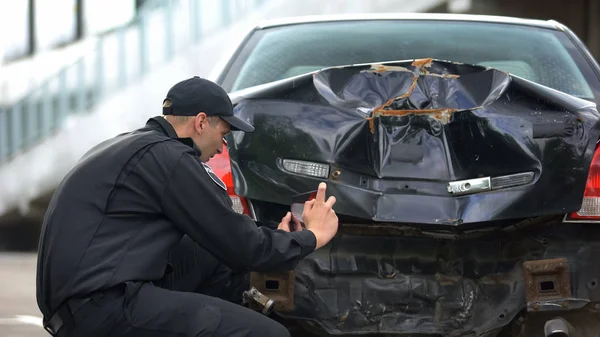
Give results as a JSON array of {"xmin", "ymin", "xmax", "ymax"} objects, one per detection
[
  {"xmin": 302, "ymin": 182, "xmax": 338, "ymax": 249},
  {"xmin": 277, "ymin": 212, "xmax": 303, "ymax": 232}
]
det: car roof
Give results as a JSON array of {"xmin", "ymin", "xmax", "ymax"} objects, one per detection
[{"xmin": 255, "ymin": 13, "xmax": 563, "ymax": 31}]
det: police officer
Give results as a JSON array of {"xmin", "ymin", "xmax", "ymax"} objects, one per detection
[{"xmin": 36, "ymin": 76, "xmax": 339, "ymax": 337}]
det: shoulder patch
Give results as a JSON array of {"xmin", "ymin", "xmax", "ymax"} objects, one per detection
[{"xmin": 202, "ymin": 163, "xmax": 227, "ymax": 191}]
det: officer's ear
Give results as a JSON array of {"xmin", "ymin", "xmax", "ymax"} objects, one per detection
[{"xmin": 193, "ymin": 112, "xmax": 209, "ymax": 134}]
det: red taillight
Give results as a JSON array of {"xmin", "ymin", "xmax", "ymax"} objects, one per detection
[
  {"xmin": 568, "ymin": 145, "xmax": 600, "ymax": 220},
  {"xmin": 206, "ymin": 142, "xmax": 254, "ymax": 219},
  {"xmin": 221, "ymin": 171, "xmax": 253, "ymax": 216},
  {"xmin": 584, "ymin": 147, "xmax": 600, "ymax": 196}
]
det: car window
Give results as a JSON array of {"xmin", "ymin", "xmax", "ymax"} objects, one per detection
[{"xmin": 221, "ymin": 20, "xmax": 597, "ymax": 100}]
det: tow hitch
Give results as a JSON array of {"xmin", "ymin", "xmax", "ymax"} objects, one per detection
[{"xmin": 242, "ymin": 287, "xmax": 276, "ymax": 315}]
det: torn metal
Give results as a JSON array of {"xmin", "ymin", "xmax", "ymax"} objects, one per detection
[
  {"xmin": 247, "ymin": 221, "xmax": 600, "ymax": 336},
  {"xmin": 228, "ymin": 58, "xmax": 600, "ymax": 225}
]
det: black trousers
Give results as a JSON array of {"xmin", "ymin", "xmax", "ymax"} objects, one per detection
[{"xmin": 61, "ymin": 235, "xmax": 291, "ymax": 337}]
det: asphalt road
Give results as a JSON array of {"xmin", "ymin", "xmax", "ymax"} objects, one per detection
[{"xmin": 0, "ymin": 252, "xmax": 47, "ymax": 337}]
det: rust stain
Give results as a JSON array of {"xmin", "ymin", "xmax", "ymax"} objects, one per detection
[
  {"xmin": 374, "ymin": 108, "xmax": 457, "ymax": 125},
  {"xmin": 367, "ymin": 60, "xmax": 459, "ymax": 78},
  {"xmin": 248, "ymin": 271, "xmax": 295, "ymax": 313},
  {"xmin": 374, "ymin": 108, "xmax": 458, "ymax": 117},
  {"xmin": 429, "ymin": 73, "xmax": 460, "ymax": 79},
  {"xmin": 367, "ymin": 64, "xmax": 412, "ymax": 73},
  {"xmin": 367, "ymin": 117, "xmax": 375, "ymax": 133},
  {"xmin": 364, "ymin": 59, "xmax": 465, "ymax": 133},
  {"xmin": 412, "ymin": 58, "xmax": 434, "ymax": 68},
  {"xmin": 396, "ymin": 74, "xmax": 420, "ymax": 100},
  {"xmin": 347, "ymin": 59, "xmax": 477, "ymax": 133},
  {"xmin": 522, "ymin": 258, "xmax": 571, "ymax": 304}
]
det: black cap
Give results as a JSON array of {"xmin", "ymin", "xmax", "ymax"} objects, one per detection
[{"xmin": 162, "ymin": 76, "xmax": 254, "ymax": 132}]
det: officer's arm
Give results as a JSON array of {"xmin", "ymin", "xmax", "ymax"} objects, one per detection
[{"xmin": 161, "ymin": 153, "xmax": 317, "ymax": 272}]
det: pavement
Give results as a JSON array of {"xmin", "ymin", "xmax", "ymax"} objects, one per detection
[
  {"xmin": 0, "ymin": 251, "xmax": 313, "ymax": 337},
  {"xmin": 0, "ymin": 252, "xmax": 46, "ymax": 337}
]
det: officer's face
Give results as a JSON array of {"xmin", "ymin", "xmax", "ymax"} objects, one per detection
[{"xmin": 194, "ymin": 116, "xmax": 230, "ymax": 162}]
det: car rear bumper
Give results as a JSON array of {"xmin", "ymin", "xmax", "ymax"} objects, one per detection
[{"xmin": 249, "ymin": 217, "xmax": 600, "ymax": 336}]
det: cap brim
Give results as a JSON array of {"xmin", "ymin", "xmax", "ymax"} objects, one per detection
[{"xmin": 222, "ymin": 115, "xmax": 255, "ymax": 132}]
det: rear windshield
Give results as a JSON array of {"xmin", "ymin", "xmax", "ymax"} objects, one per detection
[{"xmin": 220, "ymin": 20, "xmax": 597, "ymax": 100}]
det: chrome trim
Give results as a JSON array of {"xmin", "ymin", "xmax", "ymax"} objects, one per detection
[
  {"xmin": 448, "ymin": 172, "xmax": 535, "ymax": 196},
  {"xmin": 447, "ymin": 177, "xmax": 491, "ymax": 196}
]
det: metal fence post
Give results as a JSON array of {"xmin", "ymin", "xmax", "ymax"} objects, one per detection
[
  {"xmin": 165, "ymin": 0, "xmax": 174, "ymax": 61},
  {"xmin": 41, "ymin": 83, "xmax": 52, "ymax": 138},
  {"xmin": 58, "ymin": 69, "xmax": 68, "ymax": 128},
  {"xmin": 118, "ymin": 28, "xmax": 127, "ymax": 88},
  {"xmin": 76, "ymin": 59, "xmax": 86, "ymax": 113},
  {"xmin": 139, "ymin": 15, "xmax": 149, "ymax": 76},
  {"xmin": 96, "ymin": 38, "xmax": 105, "ymax": 103},
  {"xmin": 0, "ymin": 109, "xmax": 8, "ymax": 161},
  {"xmin": 26, "ymin": 96, "xmax": 36, "ymax": 145},
  {"xmin": 10, "ymin": 103, "xmax": 23, "ymax": 155}
]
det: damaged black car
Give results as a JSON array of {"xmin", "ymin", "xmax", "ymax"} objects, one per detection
[{"xmin": 207, "ymin": 14, "xmax": 600, "ymax": 337}]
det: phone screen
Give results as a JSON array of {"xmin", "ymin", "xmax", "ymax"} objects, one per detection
[{"xmin": 290, "ymin": 190, "xmax": 317, "ymax": 226}]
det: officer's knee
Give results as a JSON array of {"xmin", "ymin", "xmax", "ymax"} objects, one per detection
[
  {"xmin": 259, "ymin": 319, "xmax": 290, "ymax": 337},
  {"xmin": 210, "ymin": 300, "xmax": 291, "ymax": 337}
]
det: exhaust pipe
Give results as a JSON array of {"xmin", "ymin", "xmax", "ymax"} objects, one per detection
[{"xmin": 544, "ymin": 317, "xmax": 572, "ymax": 337}]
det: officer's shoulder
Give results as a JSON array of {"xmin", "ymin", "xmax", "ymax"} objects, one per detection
[{"xmin": 151, "ymin": 138, "xmax": 197, "ymax": 161}]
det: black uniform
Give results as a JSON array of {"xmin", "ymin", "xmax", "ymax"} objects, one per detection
[{"xmin": 37, "ymin": 116, "xmax": 317, "ymax": 336}]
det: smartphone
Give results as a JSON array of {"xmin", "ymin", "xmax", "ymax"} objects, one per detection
[{"xmin": 290, "ymin": 190, "xmax": 318, "ymax": 228}]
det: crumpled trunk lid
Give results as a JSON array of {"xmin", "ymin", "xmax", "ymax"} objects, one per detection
[{"xmin": 228, "ymin": 59, "xmax": 600, "ymax": 225}]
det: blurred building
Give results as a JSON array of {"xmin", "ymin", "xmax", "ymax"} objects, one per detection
[
  {"xmin": 463, "ymin": 0, "xmax": 599, "ymax": 60},
  {"xmin": 1, "ymin": 0, "xmax": 597, "ymax": 105},
  {"xmin": 0, "ymin": 1, "xmax": 160, "ymax": 108}
]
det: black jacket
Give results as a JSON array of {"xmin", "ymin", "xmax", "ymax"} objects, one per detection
[{"xmin": 36, "ymin": 116, "xmax": 316, "ymax": 317}]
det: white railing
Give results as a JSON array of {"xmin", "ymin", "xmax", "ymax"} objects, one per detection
[{"xmin": 0, "ymin": 0, "xmax": 267, "ymax": 164}]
